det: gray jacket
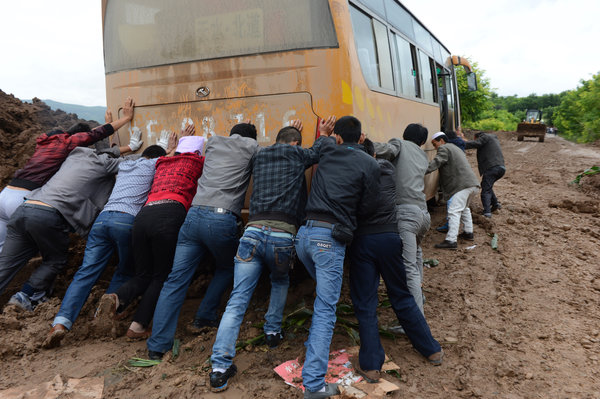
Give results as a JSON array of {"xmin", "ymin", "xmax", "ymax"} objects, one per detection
[
  {"xmin": 27, "ymin": 147, "xmax": 121, "ymax": 236},
  {"xmin": 191, "ymin": 134, "xmax": 260, "ymax": 217},
  {"xmin": 426, "ymin": 143, "xmax": 479, "ymax": 200},
  {"xmin": 465, "ymin": 133, "xmax": 505, "ymax": 175},
  {"xmin": 374, "ymin": 138, "xmax": 428, "ymax": 207}
]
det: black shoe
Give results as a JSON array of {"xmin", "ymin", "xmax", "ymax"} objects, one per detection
[
  {"xmin": 187, "ymin": 318, "xmax": 219, "ymax": 334},
  {"xmin": 304, "ymin": 383, "xmax": 340, "ymax": 398},
  {"xmin": 210, "ymin": 364, "xmax": 237, "ymax": 392},
  {"xmin": 458, "ymin": 232, "xmax": 474, "ymax": 241},
  {"xmin": 434, "ymin": 240, "xmax": 457, "ymax": 249},
  {"xmin": 491, "ymin": 203, "xmax": 502, "ymax": 213},
  {"xmin": 148, "ymin": 350, "xmax": 164, "ymax": 361},
  {"xmin": 265, "ymin": 332, "xmax": 284, "ymax": 348}
]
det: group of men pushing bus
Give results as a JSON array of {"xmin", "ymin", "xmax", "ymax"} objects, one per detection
[{"xmin": 0, "ymin": 96, "xmax": 505, "ymax": 398}]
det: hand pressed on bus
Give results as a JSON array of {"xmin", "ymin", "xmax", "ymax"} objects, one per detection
[
  {"xmin": 107, "ymin": 97, "xmax": 135, "ymax": 133},
  {"xmin": 105, "ymin": 108, "xmax": 113, "ymax": 124},
  {"xmin": 181, "ymin": 124, "xmax": 195, "ymax": 137},
  {"xmin": 319, "ymin": 116, "xmax": 336, "ymax": 136},
  {"xmin": 165, "ymin": 131, "xmax": 178, "ymax": 156},
  {"xmin": 122, "ymin": 97, "xmax": 134, "ymax": 121},
  {"xmin": 290, "ymin": 119, "xmax": 303, "ymax": 133}
]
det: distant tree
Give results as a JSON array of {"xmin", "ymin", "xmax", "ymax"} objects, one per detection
[
  {"xmin": 554, "ymin": 73, "xmax": 600, "ymax": 142},
  {"xmin": 455, "ymin": 58, "xmax": 493, "ymax": 126}
]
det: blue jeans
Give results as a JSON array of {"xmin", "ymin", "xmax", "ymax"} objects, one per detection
[
  {"xmin": 53, "ymin": 211, "xmax": 135, "ymax": 330},
  {"xmin": 294, "ymin": 223, "xmax": 346, "ymax": 393},
  {"xmin": 211, "ymin": 227, "xmax": 294, "ymax": 369},
  {"xmin": 147, "ymin": 206, "xmax": 239, "ymax": 354},
  {"xmin": 349, "ymin": 232, "xmax": 440, "ymax": 371}
]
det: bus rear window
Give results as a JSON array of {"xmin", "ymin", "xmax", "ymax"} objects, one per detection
[{"xmin": 104, "ymin": 0, "xmax": 338, "ymax": 73}]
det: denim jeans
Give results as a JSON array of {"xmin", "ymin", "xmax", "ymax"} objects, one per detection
[
  {"xmin": 446, "ymin": 186, "xmax": 478, "ymax": 242},
  {"xmin": 147, "ymin": 206, "xmax": 239, "ymax": 354},
  {"xmin": 294, "ymin": 223, "xmax": 346, "ymax": 393},
  {"xmin": 211, "ymin": 227, "xmax": 294, "ymax": 369},
  {"xmin": 0, "ymin": 203, "xmax": 70, "ymax": 296},
  {"xmin": 481, "ymin": 165, "xmax": 505, "ymax": 213},
  {"xmin": 349, "ymin": 232, "xmax": 440, "ymax": 371},
  {"xmin": 0, "ymin": 187, "xmax": 29, "ymax": 254},
  {"xmin": 53, "ymin": 211, "xmax": 135, "ymax": 330},
  {"xmin": 395, "ymin": 204, "xmax": 430, "ymax": 314}
]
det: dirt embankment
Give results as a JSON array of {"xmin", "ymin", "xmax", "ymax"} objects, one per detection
[
  {"xmin": 0, "ymin": 89, "xmax": 98, "ymax": 186},
  {"xmin": 0, "ymin": 116, "xmax": 599, "ymax": 398}
]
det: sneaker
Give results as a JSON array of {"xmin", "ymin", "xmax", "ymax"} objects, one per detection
[
  {"xmin": 7, "ymin": 291, "xmax": 33, "ymax": 311},
  {"xmin": 42, "ymin": 324, "xmax": 68, "ymax": 349},
  {"xmin": 304, "ymin": 383, "xmax": 340, "ymax": 399},
  {"xmin": 187, "ymin": 318, "xmax": 219, "ymax": 334},
  {"xmin": 483, "ymin": 212, "xmax": 492, "ymax": 218},
  {"xmin": 458, "ymin": 231, "xmax": 474, "ymax": 241},
  {"xmin": 265, "ymin": 332, "xmax": 284, "ymax": 349},
  {"xmin": 356, "ymin": 368, "xmax": 381, "ymax": 383},
  {"xmin": 350, "ymin": 356, "xmax": 381, "ymax": 383},
  {"xmin": 428, "ymin": 350, "xmax": 444, "ymax": 366},
  {"xmin": 148, "ymin": 350, "xmax": 164, "ymax": 361},
  {"xmin": 94, "ymin": 293, "xmax": 118, "ymax": 319},
  {"xmin": 209, "ymin": 364, "xmax": 237, "ymax": 392},
  {"xmin": 435, "ymin": 222, "xmax": 449, "ymax": 233},
  {"xmin": 434, "ymin": 240, "xmax": 457, "ymax": 249},
  {"xmin": 387, "ymin": 325, "xmax": 406, "ymax": 335},
  {"xmin": 491, "ymin": 203, "xmax": 502, "ymax": 213},
  {"xmin": 126, "ymin": 328, "xmax": 152, "ymax": 341}
]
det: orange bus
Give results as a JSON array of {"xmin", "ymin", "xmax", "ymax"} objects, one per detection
[{"xmin": 102, "ymin": 0, "xmax": 475, "ymax": 197}]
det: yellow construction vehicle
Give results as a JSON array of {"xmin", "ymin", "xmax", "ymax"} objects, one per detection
[{"xmin": 516, "ymin": 109, "xmax": 546, "ymax": 142}]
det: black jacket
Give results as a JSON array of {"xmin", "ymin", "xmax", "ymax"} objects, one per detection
[
  {"xmin": 356, "ymin": 159, "xmax": 398, "ymax": 235},
  {"xmin": 305, "ymin": 139, "xmax": 380, "ymax": 231},
  {"xmin": 465, "ymin": 133, "xmax": 505, "ymax": 175}
]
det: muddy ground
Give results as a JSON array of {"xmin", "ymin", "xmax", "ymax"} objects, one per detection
[{"xmin": 0, "ymin": 127, "xmax": 599, "ymax": 398}]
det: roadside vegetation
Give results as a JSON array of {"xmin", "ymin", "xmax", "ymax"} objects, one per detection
[{"xmin": 456, "ymin": 57, "xmax": 599, "ymax": 143}]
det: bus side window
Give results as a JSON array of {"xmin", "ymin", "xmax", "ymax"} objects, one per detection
[
  {"xmin": 350, "ymin": 6, "xmax": 380, "ymax": 88},
  {"xmin": 418, "ymin": 50, "xmax": 435, "ymax": 103},
  {"xmin": 394, "ymin": 34, "xmax": 418, "ymax": 98},
  {"xmin": 372, "ymin": 20, "xmax": 394, "ymax": 91}
]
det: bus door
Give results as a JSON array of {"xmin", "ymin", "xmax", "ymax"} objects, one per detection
[{"xmin": 436, "ymin": 65, "xmax": 455, "ymax": 132}]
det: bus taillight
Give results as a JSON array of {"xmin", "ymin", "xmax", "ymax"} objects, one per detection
[{"xmin": 315, "ymin": 117, "xmax": 322, "ymax": 139}]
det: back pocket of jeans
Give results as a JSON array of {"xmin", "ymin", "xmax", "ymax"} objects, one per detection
[
  {"xmin": 274, "ymin": 246, "xmax": 294, "ymax": 272},
  {"xmin": 236, "ymin": 237, "xmax": 259, "ymax": 262}
]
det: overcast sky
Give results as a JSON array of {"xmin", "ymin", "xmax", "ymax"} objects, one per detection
[{"xmin": 0, "ymin": 0, "xmax": 598, "ymax": 106}]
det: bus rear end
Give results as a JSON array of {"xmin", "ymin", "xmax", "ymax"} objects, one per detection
[{"xmin": 102, "ymin": 0, "xmax": 340, "ymax": 147}]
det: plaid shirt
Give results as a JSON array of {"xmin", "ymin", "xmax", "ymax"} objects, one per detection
[
  {"xmin": 10, "ymin": 124, "xmax": 115, "ymax": 190},
  {"xmin": 248, "ymin": 138, "xmax": 326, "ymax": 226}
]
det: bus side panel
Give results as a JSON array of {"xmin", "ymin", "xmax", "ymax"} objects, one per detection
[{"xmin": 330, "ymin": 0, "xmax": 440, "ymax": 199}]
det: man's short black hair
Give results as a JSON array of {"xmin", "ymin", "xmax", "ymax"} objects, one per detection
[
  {"xmin": 46, "ymin": 128, "xmax": 65, "ymax": 137},
  {"xmin": 142, "ymin": 145, "xmax": 166, "ymax": 159},
  {"xmin": 334, "ymin": 116, "xmax": 361, "ymax": 143},
  {"xmin": 445, "ymin": 130, "xmax": 457, "ymax": 140},
  {"xmin": 230, "ymin": 123, "xmax": 257, "ymax": 140},
  {"xmin": 276, "ymin": 126, "xmax": 302, "ymax": 145},
  {"xmin": 403, "ymin": 123, "xmax": 428, "ymax": 146},
  {"xmin": 66, "ymin": 122, "xmax": 92, "ymax": 136},
  {"xmin": 362, "ymin": 138, "xmax": 375, "ymax": 157}
]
